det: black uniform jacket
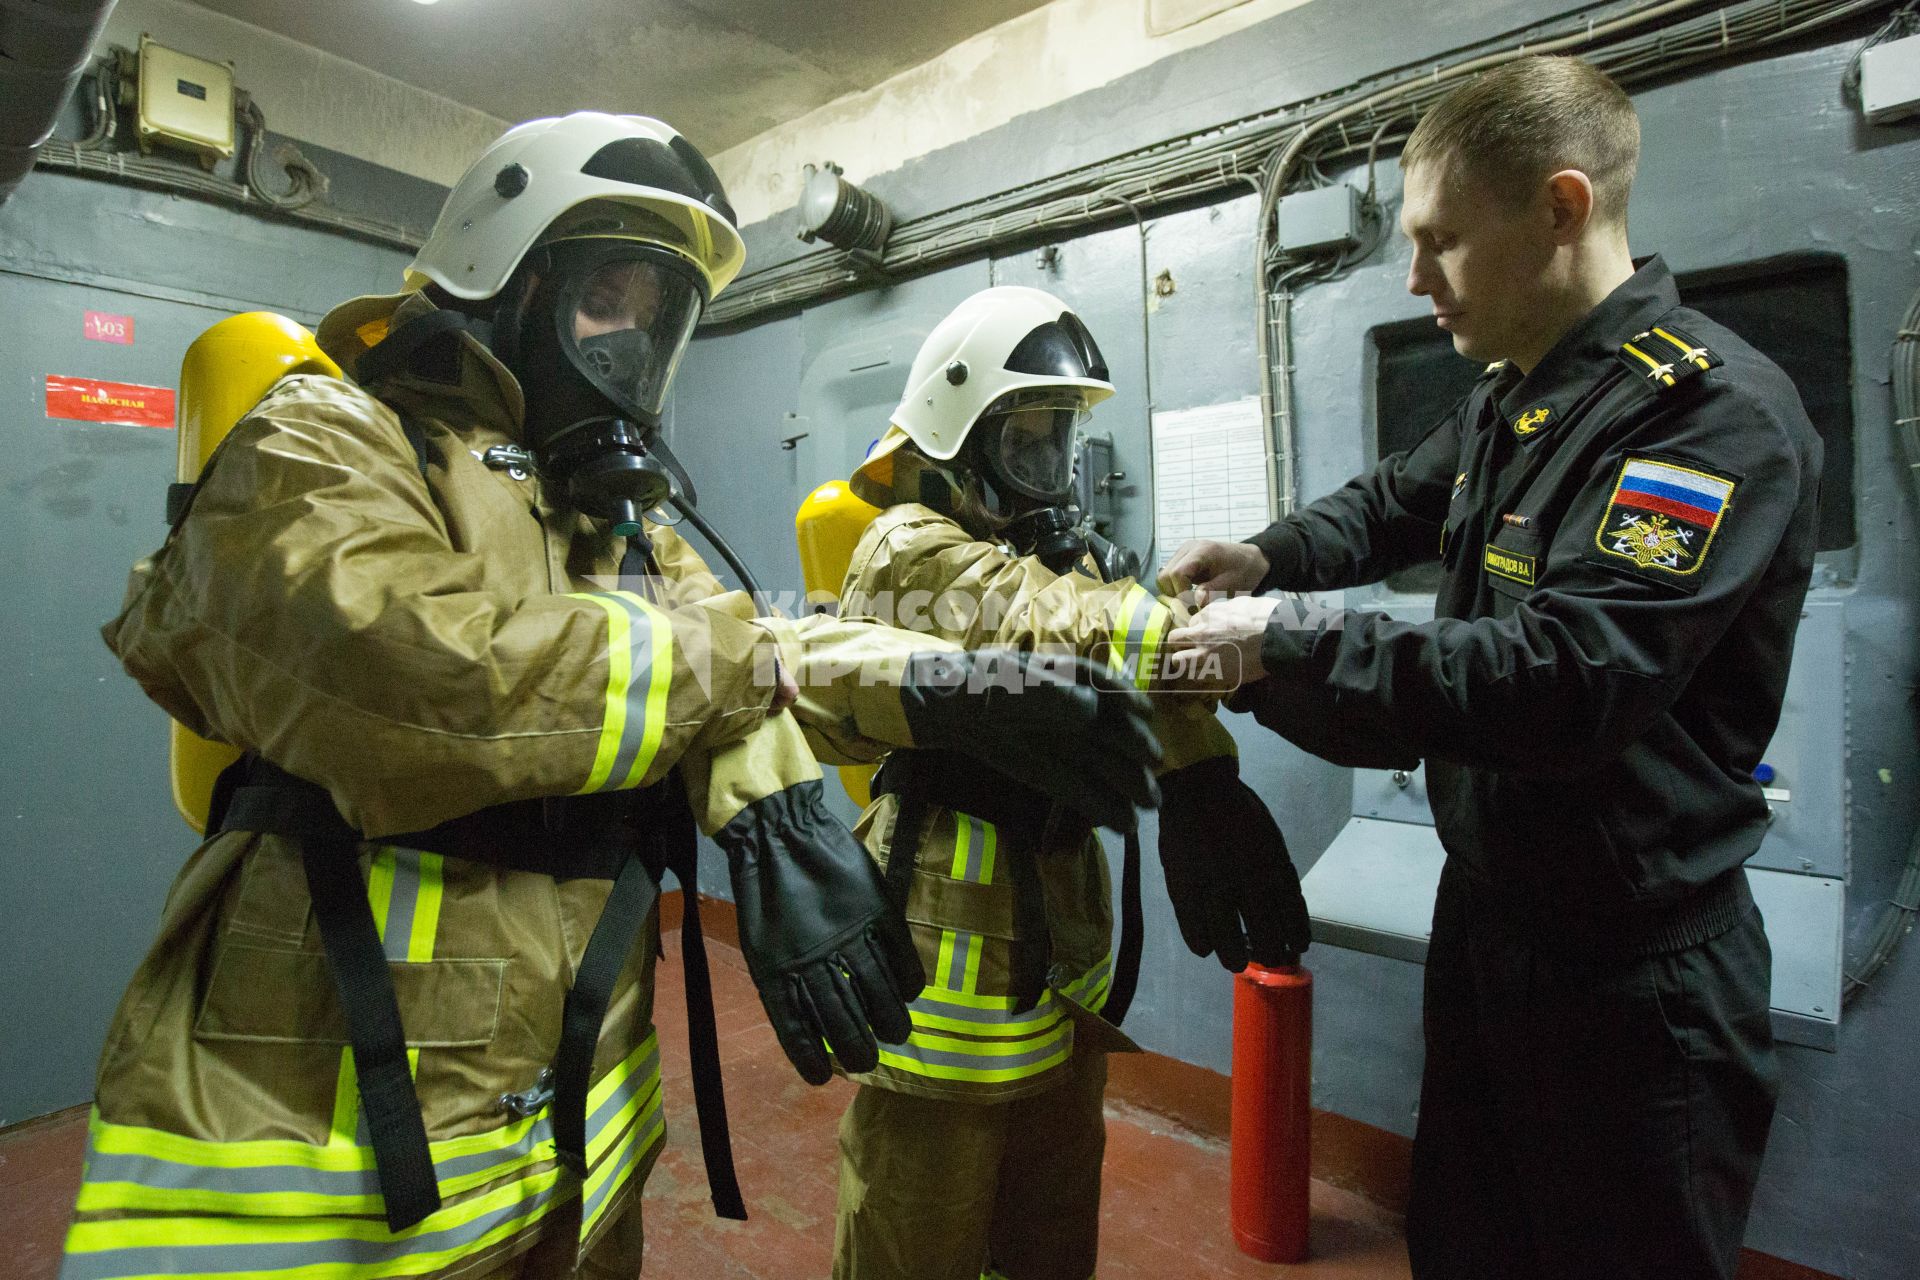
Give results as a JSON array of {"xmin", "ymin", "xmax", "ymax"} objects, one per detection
[{"xmin": 1242, "ymin": 257, "xmax": 1821, "ymax": 921}]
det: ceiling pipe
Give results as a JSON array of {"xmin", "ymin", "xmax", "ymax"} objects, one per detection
[{"xmin": 0, "ymin": 0, "xmax": 118, "ymax": 205}]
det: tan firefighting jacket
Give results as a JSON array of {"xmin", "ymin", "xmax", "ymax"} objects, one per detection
[
  {"xmin": 61, "ymin": 291, "xmax": 942, "ymax": 1280},
  {"xmin": 837, "ymin": 502, "xmax": 1234, "ymax": 1104}
]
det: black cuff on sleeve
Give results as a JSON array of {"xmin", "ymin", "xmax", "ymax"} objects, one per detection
[
  {"xmin": 1258, "ymin": 600, "xmax": 1312, "ymax": 674},
  {"xmin": 1244, "ymin": 523, "xmax": 1306, "ymax": 595}
]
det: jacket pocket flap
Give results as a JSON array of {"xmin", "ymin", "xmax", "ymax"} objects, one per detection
[
  {"xmin": 907, "ymin": 874, "xmax": 1018, "ymax": 942},
  {"xmin": 195, "ymin": 943, "xmax": 504, "ymax": 1047}
]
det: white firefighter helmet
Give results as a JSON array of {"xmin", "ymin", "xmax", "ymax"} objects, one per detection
[
  {"xmin": 854, "ymin": 285, "xmax": 1114, "ymax": 504},
  {"xmin": 406, "ymin": 112, "xmax": 746, "ymax": 303}
]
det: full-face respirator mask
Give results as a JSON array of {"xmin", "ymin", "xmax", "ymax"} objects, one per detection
[{"xmin": 492, "ymin": 238, "xmax": 706, "ymax": 537}]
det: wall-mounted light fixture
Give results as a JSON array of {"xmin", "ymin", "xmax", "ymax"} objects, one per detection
[{"xmin": 796, "ymin": 161, "xmax": 892, "ymax": 254}]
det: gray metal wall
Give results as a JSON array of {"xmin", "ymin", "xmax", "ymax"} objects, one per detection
[
  {"xmin": 0, "ymin": 163, "xmax": 415, "ymax": 1125},
  {"xmin": 670, "ymin": 31, "xmax": 1920, "ymax": 1280}
]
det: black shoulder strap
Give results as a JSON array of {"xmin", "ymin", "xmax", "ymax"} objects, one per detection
[{"xmin": 1615, "ymin": 316, "xmax": 1722, "ymax": 391}]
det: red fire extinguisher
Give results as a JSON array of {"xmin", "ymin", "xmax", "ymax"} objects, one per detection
[{"xmin": 1230, "ymin": 960, "xmax": 1313, "ymax": 1262}]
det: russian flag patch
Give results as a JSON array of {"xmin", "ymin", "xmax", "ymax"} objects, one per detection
[{"xmin": 1594, "ymin": 456, "xmax": 1737, "ymax": 578}]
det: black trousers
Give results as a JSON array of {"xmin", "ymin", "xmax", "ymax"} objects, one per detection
[{"xmin": 1406, "ymin": 864, "xmax": 1780, "ymax": 1280}]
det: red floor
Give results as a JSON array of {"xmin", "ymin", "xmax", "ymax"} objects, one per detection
[{"xmin": 2, "ymin": 929, "xmax": 1408, "ymax": 1279}]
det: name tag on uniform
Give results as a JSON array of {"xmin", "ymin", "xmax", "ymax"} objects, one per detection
[{"xmin": 1483, "ymin": 544, "xmax": 1536, "ymax": 586}]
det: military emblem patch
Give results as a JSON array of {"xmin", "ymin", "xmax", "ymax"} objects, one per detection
[
  {"xmin": 1512, "ymin": 405, "xmax": 1552, "ymax": 436},
  {"xmin": 1594, "ymin": 456, "xmax": 1736, "ymax": 577}
]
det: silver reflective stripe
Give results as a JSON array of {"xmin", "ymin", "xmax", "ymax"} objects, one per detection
[
  {"xmin": 1060, "ymin": 956, "xmax": 1113, "ymax": 1000},
  {"xmin": 379, "ymin": 850, "xmax": 422, "ymax": 963},
  {"xmin": 77, "ymin": 1044, "xmax": 660, "ymax": 1208},
  {"xmin": 944, "ymin": 931, "xmax": 977, "ymax": 991},
  {"xmin": 1118, "ymin": 590, "xmax": 1159, "ymax": 683},
  {"xmin": 59, "ymin": 1179, "xmax": 568, "ymax": 1280},
  {"xmin": 880, "ymin": 1033, "xmax": 1069, "ymax": 1076},
  {"xmin": 953, "ymin": 813, "xmax": 984, "ymax": 884},
  {"xmin": 913, "ymin": 957, "xmax": 1112, "ymax": 1021},
  {"xmin": 936, "ymin": 814, "xmax": 996, "ymax": 995},
  {"xmin": 601, "ymin": 592, "xmax": 661, "ymax": 791},
  {"xmin": 579, "ymin": 1102, "xmax": 667, "ymax": 1230},
  {"xmin": 909, "ymin": 956, "xmax": 1112, "ymax": 1035}
]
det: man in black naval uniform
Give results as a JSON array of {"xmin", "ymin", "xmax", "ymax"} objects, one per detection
[{"xmin": 1162, "ymin": 57, "xmax": 1818, "ymax": 1280}]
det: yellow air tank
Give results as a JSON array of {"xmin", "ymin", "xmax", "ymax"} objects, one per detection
[
  {"xmin": 169, "ymin": 312, "xmax": 343, "ymax": 832},
  {"xmin": 795, "ymin": 480, "xmax": 883, "ymax": 808}
]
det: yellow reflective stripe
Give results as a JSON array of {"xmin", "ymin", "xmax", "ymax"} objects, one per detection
[
  {"xmin": 583, "ymin": 1086, "xmax": 661, "ymax": 1199},
  {"xmin": 590, "ymin": 1034, "xmax": 659, "ymax": 1114},
  {"xmin": 909, "ymin": 1005, "xmax": 1071, "ymax": 1038},
  {"xmin": 947, "ymin": 811, "xmax": 972, "ymax": 880},
  {"xmin": 569, "ymin": 592, "xmax": 675, "ymax": 794},
  {"xmin": 79, "ymin": 1030, "xmax": 659, "ymax": 1177},
  {"xmin": 327, "ymin": 1047, "xmax": 359, "ymax": 1148},
  {"xmin": 326, "ymin": 849, "xmax": 443, "ymax": 1145},
  {"xmin": 1077, "ymin": 968, "xmax": 1114, "ymax": 1014},
  {"xmin": 912, "ymin": 984, "xmax": 1051, "ymax": 1013},
  {"xmin": 406, "ymin": 853, "xmax": 443, "ymax": 964},
  {"xmin": 365, "ymin": 849, "xmax": 397, "ymax": 944},
  {"xmin": 572, "ymin": 594, "xmax": 633, "ymax": 794},
  {"xmin": 584, "ymin": 1039, "xmax": 660, "ymax": 1169},
  {"xmin": 611, "ymin": 591, "xmax": 673, "ymax": 790},
  {"xmin": 1105, "ymin": 586, "xmax": 1168, "ymax": 690},
  {"xmin": 933, "ymin": 936, "xmax": 956, "ymax": 997},
  {"xmin": 877, "ymin": 1029, "xmax": 1074, "ymax": 1084},
  {"xmin": 71, "ymin": 1037, "xmax": 663, "ymax": 1232},
  {"xmin": 579, "ymin": 1082, "xmax": 666, "ymax": 1238},
  {"xmin": 65, "ymin": 1163, "xmax": 565, "ymax": 1257},
  {"xmin": 960, "ymin": 930, "xmax": 984, "ymax": 995},
  {"xmin": 976, "ymin": 821, "xmax": 998, "ymax": 886},
  {"xmin": 907, "ymin": 1024, "xmax": 1072, "ymax": 1058},
  {"xmin": 1105, "ymin": 594, "xmax": 1131, "ymax": 674},
  {"xmin": 1134, "ymin": 602, "xmax": 1169, "ymax": 692},
  {"xmin": 72, "ymin": 1139, "xmax": 550, "ymax": 1220},
  {"xmin": 880, "ymin": 961, "xmax": 1114, "ymax": 1082}
]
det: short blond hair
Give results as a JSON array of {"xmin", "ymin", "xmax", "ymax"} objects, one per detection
[{"xmin": 1403, "ymin": 56, "xmax": 1640, "ymax": 225}]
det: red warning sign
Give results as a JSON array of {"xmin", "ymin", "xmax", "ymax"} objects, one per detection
[
  {"xmin": 83, "ymin": 311, "xmax": 134, "ymax": 344},
  {"xmin": 45, "ymin": 376, "xmax": 176, "ymax": 428}
]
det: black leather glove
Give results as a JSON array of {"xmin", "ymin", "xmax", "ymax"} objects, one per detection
[
  {"xmin": 898, "ymin": 649, "xmax": 1163, "ymax": 832},
  {"xmin": 715, "ymin": 779, "xmax": 926, "ymax": 1085},
  {"xmin": 1157, "ymin": 755, "xmax": 1311, "ymax": 971}
]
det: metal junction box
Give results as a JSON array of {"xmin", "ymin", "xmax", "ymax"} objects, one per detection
[
  {"xmin": 1860, "ymin": 30, "xmax": 1920, "ymax": 125},
  {"xmin": 1274, "ymin": 184, "xmax": 1362, "ymax": 255},
  {"xmin": 136, "ymin": 36, "xmax": 235, "ymax": 163}
]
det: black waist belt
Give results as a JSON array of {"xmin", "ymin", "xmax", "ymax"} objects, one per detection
[
  {"xmin": 1453, "ymin": 861, "xmax": 1756, "ymax": 958},
  {"xmin": 213, "ymin": 757, "xmax": 746, "ymax": 1232},
  {"xmin": 872, "ymin": 750, "xmax": 1142, "ymax": 1024}
]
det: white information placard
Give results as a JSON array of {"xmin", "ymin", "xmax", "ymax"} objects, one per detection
[{"xmin": 1151, "ymin": 396, "xmax": 1273, "ymax": 549}]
